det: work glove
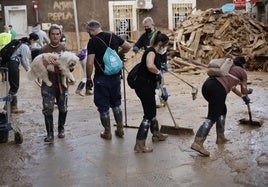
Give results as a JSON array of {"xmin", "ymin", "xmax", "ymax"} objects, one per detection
[
  {"xmin": 156, "ymin": 70, "xmax": 162, "ymax": 83},
  {"xmin": 132, "ymin": 46, "xmax": 139, "ymax": 53},
  {"xmin": 86, "ymin": 79, "xmax": 93, "ymax": 90},
  {"xmin": 242, "ymin": 95, "xmax": 250, "ymax": 105},
  {"xmin": 161, "ymin": 87, "xmax": 169, "ymax": 101},
  {"xmin": 77, "ymin": 49, "xmax": 87, "ymax": 61},
  {"xmin": 248, "ymin": 88, "xmax": 253, "ymax": 94}
]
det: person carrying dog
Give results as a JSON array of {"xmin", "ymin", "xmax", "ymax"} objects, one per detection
[
  {"xmin": 133, "ymin": 31, "xmax": 169, "ymax": 153},
  {"xmin": 191, "ymin": 56, "xmax": 253, "ymax": 156},
  {"xmin": 86, "ymin": 20, "xmax": 131, "ymax": 140},
  {"xmin": 38, "ymin": 24, "xmax": 68, "ymax": 143},
  {"xmin": 133, "ymin": 17, "xmax": 168, "ymax": 108}
]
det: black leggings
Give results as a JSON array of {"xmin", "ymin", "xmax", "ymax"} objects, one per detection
[
  {"xmin": 7, "ymin": 60, "xmax": 20, "ymax": 95},
  {"xmin": 202, "ymin": 78, "xmax": 227, "ymax": 122},
  {"xmin": 135, "ymin": 80, "xmax": 156, "ymax": 120}
]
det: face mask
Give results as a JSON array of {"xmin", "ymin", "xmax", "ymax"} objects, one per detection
[
  {"xmin": 158, "ymin": 47, "xmax": 167, "ymax": 55},
  {"xmin": 145, "ymin": 28, "xmax": 152, "ymax": 34}
]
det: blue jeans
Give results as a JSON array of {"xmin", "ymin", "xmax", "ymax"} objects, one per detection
[{"xmin": 93, "ymin": 75, "xmax": 121, "ymax": 113}]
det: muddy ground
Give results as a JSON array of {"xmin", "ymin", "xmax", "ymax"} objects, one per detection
[{"xmin": 0, "ymin": 55, "xmax": 268, "ymax": 187}]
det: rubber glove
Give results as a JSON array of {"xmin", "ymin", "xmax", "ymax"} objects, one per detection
[
  {"xmin": 242, "ymin": 96, "xmax": 250, "ymax": 105},
  {"xmin": 132, "ymin": 46, "xmax": 139, "ymax": 53},
  {"xmin": 86, "ymin": 79, "xmax": 93, "ymax": 90},
  {"xmin": 248, "ymin": 88, "xmax": 253, "ymax": 94},
  {"xmin": 161, "ymin": 87, "xmax": 169, "ymax": 101},
  {"xmin": 156, "ymin": 70, "xmax": 162, "ymax": 83}
]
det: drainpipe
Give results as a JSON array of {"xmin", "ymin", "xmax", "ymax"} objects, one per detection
[{"xmin": 73, "ymin": 0, "xmax": 80, "ymax": 51}]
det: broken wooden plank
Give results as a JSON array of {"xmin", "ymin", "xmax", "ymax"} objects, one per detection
[{"xmin": 214, "ymin": 20, "xmax": 230, "ymax": 38}]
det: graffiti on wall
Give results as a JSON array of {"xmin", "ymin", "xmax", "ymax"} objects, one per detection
[{"xmin": 48, "ymin": 1, "xmax": 74, "ymax": 21}]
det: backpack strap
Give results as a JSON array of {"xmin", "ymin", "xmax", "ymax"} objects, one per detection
[
  {"xmin": 94, "ymin": 34, "xmax": 113, "ymax": 73},
  {"xmin": 95, "ymin": 34, "xmax": 112, "ymax": 47},
  {"xmin": 227, "ymin": 73, "xmax": 240, "ymax": 82},
  {"xmin": 95, "ymin": 58, "xmax": 104, "ymax": 73}
]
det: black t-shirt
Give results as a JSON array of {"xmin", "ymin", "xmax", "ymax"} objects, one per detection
[
  {"xmin": 135, "ymin": 31, "xmax": 167, "ymax": 64},
  {"xmin": 87, "ymin": 32, "xmax": 124, "ymax": 76},
  {"xmin": 135, "ymin": 32, "xmax": 150, "ymax": 50},
  {"xmin": 138, "ymin": 47, "xmax": 161, "ymax": 83}
]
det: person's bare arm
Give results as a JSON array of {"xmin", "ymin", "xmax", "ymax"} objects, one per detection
[
  {"xmin": 118, "ymin": 41, "xmax": 131, "ymax": 56},
  {"xmin": 86, "ymin": 54, "xmax": 95, "ymax": 80}
]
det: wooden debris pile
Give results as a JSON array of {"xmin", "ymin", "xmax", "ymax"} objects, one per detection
[{"xmin": 167, "ymin": 9, "xmax": 268, "ymax": 72}]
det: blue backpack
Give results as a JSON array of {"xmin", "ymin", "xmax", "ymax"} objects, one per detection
[{"xmin": 95, "ymin": 34, "xmax": 122, "ymax": 75}]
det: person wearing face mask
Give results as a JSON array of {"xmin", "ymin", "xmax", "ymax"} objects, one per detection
[
  {"xmin": 133, "ymin": 16, "xmax": 168, "ymax": 108},
  {"xmin": 133, "ymin": 31, "xmax": 169, "ymax": 153}
]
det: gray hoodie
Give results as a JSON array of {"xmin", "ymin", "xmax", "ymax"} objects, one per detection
[{"xmin": 31, "ymin": 26, "xmax": 50, "ymax": 47}]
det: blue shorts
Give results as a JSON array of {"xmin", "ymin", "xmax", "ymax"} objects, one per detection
[{"xmin": 93, "ymin": 75, "xmax": 121, "ymax": 113}]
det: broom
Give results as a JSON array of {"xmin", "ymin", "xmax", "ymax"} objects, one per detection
[{"xmin": 159, "ymin": 85, "xmax": 194, "ymax": 135}]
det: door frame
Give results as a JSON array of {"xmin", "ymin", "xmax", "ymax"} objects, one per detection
[{"xmin": 4, "ymin": 5, "xmax": 28, "ymax": 37}]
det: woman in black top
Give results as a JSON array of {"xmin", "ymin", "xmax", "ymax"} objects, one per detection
[{"xmin": 134, "ymin": 31, "xmax": 169, "ymax": 153}]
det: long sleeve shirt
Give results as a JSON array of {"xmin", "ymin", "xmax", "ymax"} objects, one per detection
[{"xmin": 11, "ymin": 43, "xmax": 31, "ymax": 72}]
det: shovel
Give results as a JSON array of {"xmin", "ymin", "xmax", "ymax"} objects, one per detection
[
  {"xmin": 167, "ymin": 70, "xmax": 198, "ymax": 100},
  {"xmin": 239, "ymin": 103, "xmax": 262, "ymax": 127},
  {"xmin": 159, "ymin": 86, "xmax": 194, "ymax": 135}
]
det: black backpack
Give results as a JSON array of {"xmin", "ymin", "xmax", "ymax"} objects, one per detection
[
  {"xmin": 127, "ymin": 63, "xmax": 141, "ymax": 89},
  {"xmin": 0, "ymin": 39, "xmax": 22, "ymax": 67}
]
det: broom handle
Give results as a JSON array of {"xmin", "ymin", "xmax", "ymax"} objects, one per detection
[
  {"xmin": 167, "ymin": 70, "xmax": 194, "ymax": 88},
  {"xmin": 160, "ymin": 84, "xmax": 178, "ymax": 128},
  {"xmin": 165, "ymin": 101, "xmax": 178, "ymax": 128},
  {"xmin": 247, "ymin": 103, "xmax": 253, "ymax": 123}
]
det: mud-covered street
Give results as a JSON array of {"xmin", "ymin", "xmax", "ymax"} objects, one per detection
[{"xmin": 0, "ymin": 58, "xmax": 268, "ymax": 187}]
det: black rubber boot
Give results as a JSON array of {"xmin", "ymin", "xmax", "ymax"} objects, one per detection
[
  {"xmin": 112, "ymin": 107, "xmax": 124, "ymax": 138},
  {"xmin": 150, "ymin": 117, "xmax": 168, "ymax": 142},
  {"xmin": 58, "ymin": 111, "xmax": 67, "ymax": 138},
  {"xmin": 100, "ymin": 112, "xmax": 111, "ymax": 140},
  {"xmin": 191, "ymin": 119, "xmax": 214, "ymax": 156},
  {"xmin": 75, "ymin": 81, "xmax": 85, "ymax": 96},
  {"xmin": 44, "ymin": 115, "xmax": 54, "ymax": 143},
  {"xmin": 216, "ymin": 115, "xmax": 229, "ymax": 144},
  {"xmin": 134, "ymin": 119, "xmax": 153, "ymax": 153}
]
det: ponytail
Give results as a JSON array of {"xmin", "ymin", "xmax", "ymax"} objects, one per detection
[{"xmin": 150, "ymin": 31, "xmax": 169, "ymax": 47}]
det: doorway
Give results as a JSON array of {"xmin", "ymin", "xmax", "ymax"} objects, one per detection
[{"xmin": 4, "ymin": 5, "xmax": 28, "ymax": 38}]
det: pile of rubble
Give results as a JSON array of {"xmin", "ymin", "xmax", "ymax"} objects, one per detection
[{"xmin": 167, "ymin": 9, "xmax": 268, "ymax": 72}]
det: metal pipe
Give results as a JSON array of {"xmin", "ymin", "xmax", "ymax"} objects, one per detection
[{"xmin": 73, "ymin": 0, "xmax": 80, "ymax": 50}]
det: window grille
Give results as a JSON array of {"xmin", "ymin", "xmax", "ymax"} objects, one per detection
[
  {"xmin": 172, "ymin": 3, "xmax": 192, "ymax": 29},
  {"xmin": 112, "ymin": 5, "xmax": 133, "ymax": 40}
]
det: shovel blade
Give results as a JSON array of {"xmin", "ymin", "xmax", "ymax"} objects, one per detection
[{"xmin": 160, "ymin": 125, "xmax": 194, "ymax": 135}]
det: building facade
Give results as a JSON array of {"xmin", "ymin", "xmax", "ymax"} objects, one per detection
[{"xmin": 0, "ymin": 0, "xmax": 266, "ymax": 52}]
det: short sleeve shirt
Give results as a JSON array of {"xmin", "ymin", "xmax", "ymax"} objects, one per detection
[
  {"xmin": 87, "ymin": 32, "xmax": 124, "ymax": 76},
  {"xmin": 216, "ymin": 65, "xmax": 247, "ymax": 93}
]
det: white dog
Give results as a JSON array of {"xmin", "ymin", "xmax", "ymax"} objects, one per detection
[{"xmin": 27, "ymin": 51, "xmax": 78, "ymax": 88}]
